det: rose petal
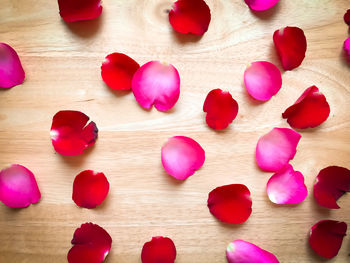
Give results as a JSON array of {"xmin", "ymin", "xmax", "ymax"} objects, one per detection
[
  {"xmin": 68, "ymin": 223, "xmax": 112, "ymax": 263},
  {"xmin": 72, "ymin": 170, "xmax": 109, "ymax": 209},
  {"xmin": 58, "ymin": 0, "xmax": 102, "ymax": 22},
  {"xmin": 273, "ymin": 26, "xmax": 307, "ymax": 70},
  {"xmin": 309, "ymin": 220, "xmax": 347, "ymax": 259},
  {"xmin": 161, "ymin": 136, "xmax": 205, "ymax": 180},
  {"xmin": 244, "ymin": 0, "xmax": 279, "ymax": 11},
  {"xmin": 168, "ymin": 0, "xmax": 211, "ymax": 35},
  {"xmin": 101, "ymin": 53, "xmax": 140, "ymax": 91},
  {"xmin": 203, "ymin": 89, "xmax": 239, "ymax": 129},
  {"xmin": 0, "ymin": 164, "xmax": 41, "ymax": 208},
  {"xmin": 226, "ymin": 240, "xmax": 279, "ymax": 263},
  {"xmin": 256, "ymin": 128, "xmax": 301, "ymax": 172},
  {"xmin": 282, "ymin": 86, "xmax": 330, "ymax": 129},
  {"xmin": 267, "ymin": 164, "xmax": 307, "ymax": 204},
  {"xmin": 344, "ymin": 37, "xmax": 350, "ymax": 63},
  {"xmin": 313, "ymin": 166, "xmax": 350, "ymax": 209},
  {"xmin": 344, "ymin": 9, "xmax": 350, "ymax": 26},
  {"xmin": 141, "ymin": 236, "xmax": 176, "ymax": 263},
  {"xmin": 207, "ymin": 184, "xmax": 252, "ymax": 224},
  {"xmin": 244, "ymin": 61, "xmax": 282, "ymax": 101},
  {"xmin": 0, "ymin": 43, "xmax": 25, "ymax": 89}
]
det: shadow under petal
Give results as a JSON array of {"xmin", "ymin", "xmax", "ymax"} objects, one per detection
[
  {"xmin": 250, "ymin": 2, "xmax": 281, "ymax": 21},
  {"xmin": 63, "ymin": 15, "xmax": 103, "ymax": 38}
]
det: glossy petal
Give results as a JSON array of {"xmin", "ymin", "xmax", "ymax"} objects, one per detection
[
  {"xmin": 244, "ymin": 0, "xmax": 279, "ymax": 11},
  {"xmin": 344, "ymin": 9, "xmax": 350, "ymax": 26},
  {"xmin": 282, "ymin": 86, "xmax": 330, "ymax": 129},
  {"xmin": 101, "ymin": 53, "xmax": 140, "ymax": 90},
  {"xmin": 73, "ymin": 170, "xmax": 109, "ymax": 209},
  {"xmin": 273, "ymin": 26, "xmax": 307, "ymax": 70},
  {"xmin": 256, "ymin": 128, "xmax": 301, "ymax": 172},
  {"xmin": 50, "ymin": 110, "xmax": 98, "ymax": 156},
  {"xmin": 68, "ymin": 223, "xmax": 112, "ymax": 263},
  {"xmin": 309, "ymin": 220, "xmax": 347, "ymax": 259},
  {"xmin": 344, "ymin": 37, "xmax": 350, "ymax": 63},
  {"xmin": 132, "ymin": 61, "xmax": 180, "ymax": 111},
  {"xmin": 226, "ymin": 240, "xmax": 279, "ymax": 263},
  {"xmin": 161, "ymin": 136, "xmax": 205, "ymax": 180},
  {"xmin": 58, "ymin": 0, "xmax": 102, "ymax": 22},
  {"xmin": 244, "ymin": 61, "xmax": 282, "ymax": 101},
  {"xmin": 207, "ymin": 184, "xmax": 252, "ymax": 224},
  {"xmin": 0, "ymin": 43, "xmax": 25, "ymax": 88},
  {"xmin": 0, "ymin": 164, "xmax": 41, "ymax": 208},
  {"xmin": 168, "ymin": 0, "xmax": 211, "ymax": 35},
  {"xmin": 313, "ymin": 166, "xmax": 350, "ymax": 209},
  {"xmin": 203, "ymin": 89, "xmax": 239, "ymax": 129},
  {"xmin": 141, "ymin": 236, "xmax": 176, "ymax": 263},
  {"xmin": 267, "ymin": 164, "xmax": 307, "ymax": 204}
]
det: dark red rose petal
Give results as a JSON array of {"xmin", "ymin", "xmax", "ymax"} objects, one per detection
[
  {"xmin": 203, "ymin": 89, "xmax": 239, "ymax": 130},
  {"xmin": 282, "ymin": 86, "xmax": 330, "ymax": 129},
  {"xmin": 344, "ymin": 9, "xmax": 350, "ymax": 26},
  {"xmin": 273, "ymin": 26, "xmax": 307, "ymax": 70},
  {"xmin": 58, "ymin": 0, "xmax": 102, "ymax": 22},
  {"xmin": 207, "ymin": 184, "xmax": 252, "ymax": 224},
  {"xmin": 309, "ymin": 220, "xmax": 347, "ymax": 259},
  {"xmin": 168, "ymin": 0, "xmax": 211, "ymax": 35},
  {"xmin": 141, "ymin": 236, "xmax": 176, "ymax": 263}
]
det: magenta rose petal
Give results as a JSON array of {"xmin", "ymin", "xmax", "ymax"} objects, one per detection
[
  {"xmin": 344, "ymin": 37, "xmax": 350, "ymax": 64},
  {"xmin": 141, "ymin": 236, "xmax": 176, "ymax": 263},
  {"xmin": 58, "ymin": 0, "xmax": 102, "ymax": 22},
  {"xmin": 244, "ymin": 0, "xmax": 279, "ymax": 11}
]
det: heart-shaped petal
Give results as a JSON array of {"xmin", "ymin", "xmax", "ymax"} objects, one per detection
[
  {"xmin": 0, "ymin": 43, "xmax": 25, "ymax": 88},
  {"xmin": 244, "ymin": 0, "xmax": 279, "ymax": 11},
  {"xmin": 58, "ymin": 0, "xmax": 102, "ymax": 22},
  {"xmin": 141, "ymin": 236, "xmax": 176, "ymax": 263}
]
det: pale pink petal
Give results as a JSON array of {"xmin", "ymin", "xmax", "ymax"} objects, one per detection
[
  {"xmin": 0, "ymin": 43, "xmax": 25, "ymax": 88},
  {"xmin": 244, "ymin": 0, "xmax": 279, "ymax": 11}
]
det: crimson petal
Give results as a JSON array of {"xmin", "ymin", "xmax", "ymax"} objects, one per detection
[
  {"xmin": 0, "ymin": 43, "xmax": 25, "ymax": 88},
  {"xmin": 141, "ymin": 236, "xmax": 176, "ymax": 263},
  {"xmin": 58, "ymin": 0, "xmax": 102, "ymax": 22},
  {"xmin": 244, "ymin": 0, "xmax": 279, "ymax": 11},
  {"xmin": 344, "ymin": 9, "xmax": 350, "ymax": 26}
]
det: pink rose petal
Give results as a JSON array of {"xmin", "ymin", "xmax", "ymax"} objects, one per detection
[
  {"xmin": 244, "ymin": 0, "xmax": 279, "ymax": 11},
  {"xmin": 0, "ymin": 43, "xmax": 25, "ymax": 88},
  {"xmin": 344, "ymin": 37, "xmax": 350, "ymax": 64}
]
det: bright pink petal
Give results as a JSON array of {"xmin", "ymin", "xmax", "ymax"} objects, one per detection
[
  {"xmin": 344, "ymin": 37, "xmax": 350, "ymax": 64},
  {"xmin": 244, "ymin": 0, "xmax": 279, "ymax": 11},
  {"xmin": 50, "ymin": 110, "xmax": 98, "ymax": 156},
  {"xmin": 58, "ymin": 0, "xmax": 102, "ymax": 22},
  {"xmin": 256, "ymin": 128, "xmax": 301, "ymax": 172},
  {"xmin": 273, "ymin": 26, "xmax": 307, "ymax": 70},
  {"xmin": 0, "ymin": 43, "xmax": 25, "ymax": 88},
  {"xmin": 132, "ymin": 61, "xmax": 180, "ymax": 111},
  {"xmin": 141, "ymin": 236, "xmax": 176, "ymax": 263},
  {"xmin": 101, "ymin": 53, "xmax": 140, "ymax": 91},
  {"xmin": 161, "ymin": 136, "xmax": 205, "ymax": 180},
  {"xmin": 207, "ymin": 184, "xmax": 252, "ymax": 224},
  {"xmin": 68, "ymin": 223, "xmax": 112, "ymax": 263},
  {"xmin": 0, "ymin": 164, "xmax": 41, "ymax": 208},
  {"xmin": 72, "ymin": 170, "xmax": 109, "ymax": 209},
  {"xmin": 168, "ymin": 0, "xmax": 211, "ymax": 35},
  {"xmin": 309, "ymin": 220, "xmax": 347, "ymax": 259},
  {"xmin": 226, "ymin": 240, "xmax": 279, "ymax": 263},
  {"xmin": 244, "ymin": 61, "xmax": 282, "ymax": 101},
  {"xmin": 282, "ymin": 86, "xmax": 330, "ymax": 129},
  {"xmin": 267, "ymin": 164, "xmax": 307, "ymax": 204},
  {"xmin": 313, "ymin": 166, "xmax": 350, "ymax": 209},
  {"xmin": 203, "ymin": 89, "xmax": 239, "ymax": 129},
  {"xmin": 344, "ymin": 9, "xmax": 350, "ymax": 26}
]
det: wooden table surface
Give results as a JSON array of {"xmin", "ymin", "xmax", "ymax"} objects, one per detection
[{"xmin": 1, "ymin": 0, "xmax": 349, "ymax": 262}]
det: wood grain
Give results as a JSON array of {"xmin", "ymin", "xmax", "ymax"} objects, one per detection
[{"xmin": 0, "ymin": 0, "xmax": 350, "ymax": 262}]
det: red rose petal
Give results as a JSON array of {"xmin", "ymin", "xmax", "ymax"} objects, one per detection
[
  {"xmin": 203, "ymin": 89, "xmax": 239, "ymax": 130},
  {"xmin": 344, "ymin": 37, "xmax": 350, "ymax": 64},
  {"xmin": 207, "ymin": 184, "xmax": 252, "ymax": 224},
  {"xmin": 273, "ymin": 26, "xmax": 307, "ymax": 70},
  {"xmin": 309, "ymin": 220, "xmax": 347, "ymax": 259},
  {"xmin": 72, "ymin": 170, "xmax": 109, "ymax": 209},
  {"xmin": 0, "ymin": 43, "xmax": 25, "ymax": 88},
  {"xmin": 244, "ymin": 0, "xmax": 280, "ymax": 11},
  {"xmin": 282, "ymin": 86, "xmax": 330, "ymax": 129},
  {"xmin": 141, "ymin": 236, "xmax": 176, "ymax": 263},
  {"xmin": 50, "ymin": 110, "xmax": 98, "ymax": 156},
  {"xmin": 344, "ymin": 9, "xmax": 350, "ymax": 26},
  {"xmin": 58, "ymin": 0, "xmax": 102, "ymax": 22},
  {"xmin": 101, "ymin": 53, "xmax": 140, "ymax": 91},
  {"xmin": 168, "ymin": 0, "xmax": 211, "ymax": 35},
  {"xmin": 313, "ymin": 166, "xmax": 350, "ymax": 209}
]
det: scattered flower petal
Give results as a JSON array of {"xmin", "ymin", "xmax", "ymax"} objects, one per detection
[
  {"xmin": 282, "ymin": 86, "xmax": 330, "ymax": 129},
  {"xmin": 58, "ymin": 0, "xmax": 102, "ymax": 22},
  {"xmin": 244, "ymin": 61, "xmax": 282, "ymax": 101},
  {"xmin": 309, "ymin": 220, "xmax": 347, "ymax": 259},
  {"xmin": 256, "ymin": 128, "xmax": 301, "ymax": 172},
  {"xmin": 0, "ymin": 164, "xmax": 41, "ymax": 208},
  {"xmin": 50, "ymin": 110, "xmax": 98, "ymax": 156},
  {"xmin": 141, "ymin": 236, "xmax": 176, "ymax": 263},
  {"xmin": 273, "ymin": 26, "xmax": 307, "ymax": 70},
  {"xmin": 0, "ymin": 43, "xmax": 25, "ymax": 88},
  {"xmin": 207, "ymin": 184, "xmax": 252, "ymax": 224},
  {"xmin": 344, "ymin": 9, "xmax": 350, "ymax": 26},
  {"xmin": 344, "ymin": 37, "xmax": 350, "ymax": 64},
  {"xmin": 244, "ymin": 0, "xmax": 279, "ymax": 11},
  {"xmin": 161, "ymin": 136, "xmax": 205, "ymax": 180},
  {"xmin": 168, "ymin": 0, "xmax": 211, "ymax": 35}
]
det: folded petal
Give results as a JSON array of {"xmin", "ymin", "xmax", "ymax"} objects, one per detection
[
  {"xmin": 344, "ymin": 37, "xmax": 350, "ymax": 64},
  {"xmin": 244, "ymin": 0, "xmax": 279, "ymax": 11},
  {"xmin": 0, "ymin": 164, "xmax": 41, "ymax": 208},
  {"xmin": 282, "ymin": 86, "xmax": 330, "ymax": 129},
  {"xmin": 344, "ymin": 9, "xmax": 350, "ymax": 26},
  {"xmin": 256, "ymin": 128, "xmax": 301, "ymax": 172},
  {"xmin": 207, "ymin": 184, "xmax": 252, "ymax": 224},
  {"xmin": 141, "ymin": 236, "xmax": 176, "ymax": 263},
  {"xmin": 309, "ymin": 220, "xmax": 347, "ymax": 259},
  {"xmin": 58, "ymin": 0, "xmax": 102, "ymax": 22},
  {"xmin": 203, "ymin": 89, "xmax": 239, "ymax": 129},
  {"xmin": 0, "ymin": 43, "xmax": 25, "ymax": 88},
  {"xmin": 244, "ymin": 61, "xmax": 282, "ymax": 101},
  {"xmin": 161, "ymin": 136, "xmax": 205, "ymax": 180}
]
